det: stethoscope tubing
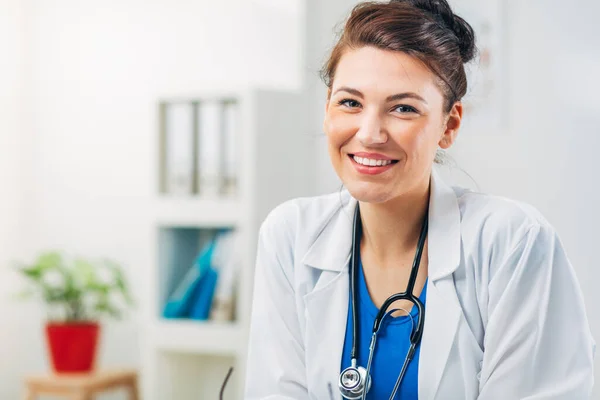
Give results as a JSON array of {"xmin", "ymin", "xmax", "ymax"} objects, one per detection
[{"xmin": 346, "ymin": 202, "xmax": 429, "ymax": 399}]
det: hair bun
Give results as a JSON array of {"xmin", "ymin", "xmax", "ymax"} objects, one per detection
[
  {"xmin": 451, "ymin": 14, "xmax": 477, "ymax": 63},
  {"xmin": 393, "ymin": 0, "xmax": 476, "ymax": 63}
]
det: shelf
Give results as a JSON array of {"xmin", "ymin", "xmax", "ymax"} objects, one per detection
[
  {"xmin": 150, "ymin": 319, "xmax": 242, "ymax": 356},
  {"xmin": 144, "ymin": 88, "xmax": 315, "ymax": 400},
  {"xmin": 154, "ymin": 197, "xmax": 242, "ymax": 227}
]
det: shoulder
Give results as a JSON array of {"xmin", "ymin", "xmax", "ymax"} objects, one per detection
[
  {"xmin": 452, "ymin": 186, "xmax": 558, "ymax": 271},
  {"xmin": 455, "ymin": 186, "xmax": 553, "ymax": 235},
  {"xmin": 259, "ymin": 190, "xmax": 349, "ymax": 247}
]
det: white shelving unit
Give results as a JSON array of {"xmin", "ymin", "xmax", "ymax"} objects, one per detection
[
  {"xmin": 149, "ymin": 320, "xmax": 241, "ymax": 356},
  {"xmin": 141, "ymin": 87, "xmax": 315, "ymax": 400},
  {"xmin": 153, "ymin": 198, "xmax": 242, "ymax": 227}
]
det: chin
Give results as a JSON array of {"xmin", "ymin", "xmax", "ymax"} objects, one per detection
[{"xmin": 344, "ymin": 181, "xmax": 397, "ymax": 204}]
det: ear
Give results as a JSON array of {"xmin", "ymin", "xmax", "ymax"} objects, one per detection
[{"xmin": 439, "ymin": 101, "xmax": 462, "ymax": 149}]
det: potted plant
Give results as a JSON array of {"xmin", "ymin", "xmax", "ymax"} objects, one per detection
[{"xmin": 14, "ymin": 251, "xmax": 134, "ymax": 373}]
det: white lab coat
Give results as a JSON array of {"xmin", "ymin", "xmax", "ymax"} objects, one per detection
[{"xmin": 244, "ymin": 168, "xmax": 595, "ymax": 399}]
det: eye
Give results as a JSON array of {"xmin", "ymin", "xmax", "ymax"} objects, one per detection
[
  {"xmin": 337, "ymin": 98, "xmax": 362, "ymax": 109},
  {"xmin": 393, "ymin": 105, "xmax": 418, "ymax": 114}
]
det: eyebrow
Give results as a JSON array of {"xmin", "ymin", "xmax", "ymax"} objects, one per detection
[{"xmin": 333, "ymin": 86, "xmax": 428, "ymax": 104}]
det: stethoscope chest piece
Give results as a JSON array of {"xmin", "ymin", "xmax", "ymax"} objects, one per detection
[{"xmin": 339, "ymin": 361, "xmax": 371, "ymax": 400}]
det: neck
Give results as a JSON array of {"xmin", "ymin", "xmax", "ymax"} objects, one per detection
[{"xmin": 359, "ymin": 175, "xmax": 430, "ymax": 266}]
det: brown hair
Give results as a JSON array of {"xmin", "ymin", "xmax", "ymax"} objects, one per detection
[{"xmin": 321, "ymin": 0, "xmax": 477, "ymax": 113}]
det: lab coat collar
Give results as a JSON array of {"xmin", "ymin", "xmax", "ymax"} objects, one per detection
[{"xmin": 300, "ymin": 166, "xmax": 462, "ymax": 281}]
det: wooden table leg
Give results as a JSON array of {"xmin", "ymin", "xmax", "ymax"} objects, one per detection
[
  {"xmin": 127, "ymin": 377, "xmax": 140, "ymax": 400},
  {"xmin": 22, "ymin": 388, "xmax": 36, "ymax": 400},
  {"xmin": 71, "ymin": 391, "xmax": 93, "ymax": 400}
]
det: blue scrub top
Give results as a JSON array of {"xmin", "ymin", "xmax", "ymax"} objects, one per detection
[{"xmin": 340, "ymin": 257, "xmax": 427, "ymax": 399}]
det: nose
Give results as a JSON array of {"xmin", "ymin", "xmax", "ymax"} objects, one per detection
[{"xmin": 355, "ymin": 110, "xmax": 387, "ymax": 146}]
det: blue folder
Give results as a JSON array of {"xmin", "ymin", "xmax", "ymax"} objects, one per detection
[
  {"xmin": 188, "ymin": 264, "xmax": 218, "ymax": 320},
  {"xmin": 162, "ymin": 238, "xmax": 216, "ymax": 319}
]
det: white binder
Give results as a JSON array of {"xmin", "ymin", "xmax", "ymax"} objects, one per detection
[
  {"xmin": 197, "ymin": 101, "xmax": 221, "ymax": 197},
  {"xmin": 165, "ymin": 102, "xmax": 194, "ymax": 195},
  {"xmin": 221, "ymin": 101, "xmax": 238, "ymax": 196}
]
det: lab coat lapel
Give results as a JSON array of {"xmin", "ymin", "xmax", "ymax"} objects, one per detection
[
  {"xmin": 304, "ymin": 269, "xmax": 349, "ymax": 399},
  {"xmin": 418, "ymin": 167, "xmax": 463, "ymax": 400},
  {"xmin": 302, "ymin": 193, "xmax": 356, "ymax": 399}
]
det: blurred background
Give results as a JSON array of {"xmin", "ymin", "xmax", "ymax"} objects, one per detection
[{"xmin": 0, "ymin": 0, "xmax": 598, "ymax": 399}]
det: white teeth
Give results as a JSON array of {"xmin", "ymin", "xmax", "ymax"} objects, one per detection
[{"xmin": 352, "ymin": 155, "xmax": 393, "ymax": 167}]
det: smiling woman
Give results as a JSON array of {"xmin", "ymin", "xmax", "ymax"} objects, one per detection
[{"xmin": 244, "ymin": 1, "xmax": 595, "ymax": 399}]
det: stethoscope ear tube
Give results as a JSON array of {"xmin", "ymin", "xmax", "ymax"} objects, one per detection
[{"xmin": 349, "ymin": 202, "xmax": 363, "ymax": 361}]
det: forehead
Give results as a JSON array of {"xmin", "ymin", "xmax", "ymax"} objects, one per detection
[{"xmin": 332, "ymin": 46, "xmax": 442, "ymax": 99}]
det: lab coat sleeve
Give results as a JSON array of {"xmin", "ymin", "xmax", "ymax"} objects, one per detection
[
  {"xmin": 244, "ymin": 208, "xmax": 308, "ymax": 399},
  {"xmin": 478, "ymin": 223, "xmax": 595, "ymax": 399}
]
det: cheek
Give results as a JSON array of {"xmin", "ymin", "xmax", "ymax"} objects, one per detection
[
  {"xmin": 390, "ymin": 121, "xmax": 439, "ymax": 162},
  {"xmin": 389, "ymin": 120, "xmax": 424, "ymax": 147},
  {"xmin": 324, "ymin": 111, "xmax": 357, "ymax": 150}
]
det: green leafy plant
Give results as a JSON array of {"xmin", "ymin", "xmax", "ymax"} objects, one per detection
[{"xmin": 14, "ymin": 251, "xmax": 134, "ymax": 322}]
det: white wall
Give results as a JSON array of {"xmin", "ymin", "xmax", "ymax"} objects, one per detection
[
  {"xmin": 0, "ymin": 1, "xmax": 35, "ymax": 399},
  {"xmin": 1, "ymin": 1, "xmax": 302, "ymax": 399},
  {"xmin": 0, "ymin": 0, "xmax": 24, "ymax": 257},
  {"xmin": 308, "ymin": 0, "xmax": 600, "ymax": 397}
]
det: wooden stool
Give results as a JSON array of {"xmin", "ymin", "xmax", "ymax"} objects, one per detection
[{"xmin": 23, "ymin": 369, "xmax": 139, "ymax": 400}]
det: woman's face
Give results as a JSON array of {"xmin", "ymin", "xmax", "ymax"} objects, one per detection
[{"xmin": 323, "ymin": 46, "xmax": 461, "ymax": 204}]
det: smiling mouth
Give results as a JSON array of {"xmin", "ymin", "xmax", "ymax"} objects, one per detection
[{"xmin": 349, "ymin": 154, "xmax": 399, "ymax": 167}]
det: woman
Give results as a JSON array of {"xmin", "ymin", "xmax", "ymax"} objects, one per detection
[{"xmin": 244, "ymin": 0, "xmax": 595, "ymax": 399}]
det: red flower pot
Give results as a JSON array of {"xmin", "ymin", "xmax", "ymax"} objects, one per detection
[{"xmin": 45, "ymin": 322, "xmax": 100, "ymax": 373}]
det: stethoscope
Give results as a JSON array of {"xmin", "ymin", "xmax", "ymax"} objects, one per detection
[{"xmin": 338, "ymin": 203, "xmax": 428, "ymax": 400}]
